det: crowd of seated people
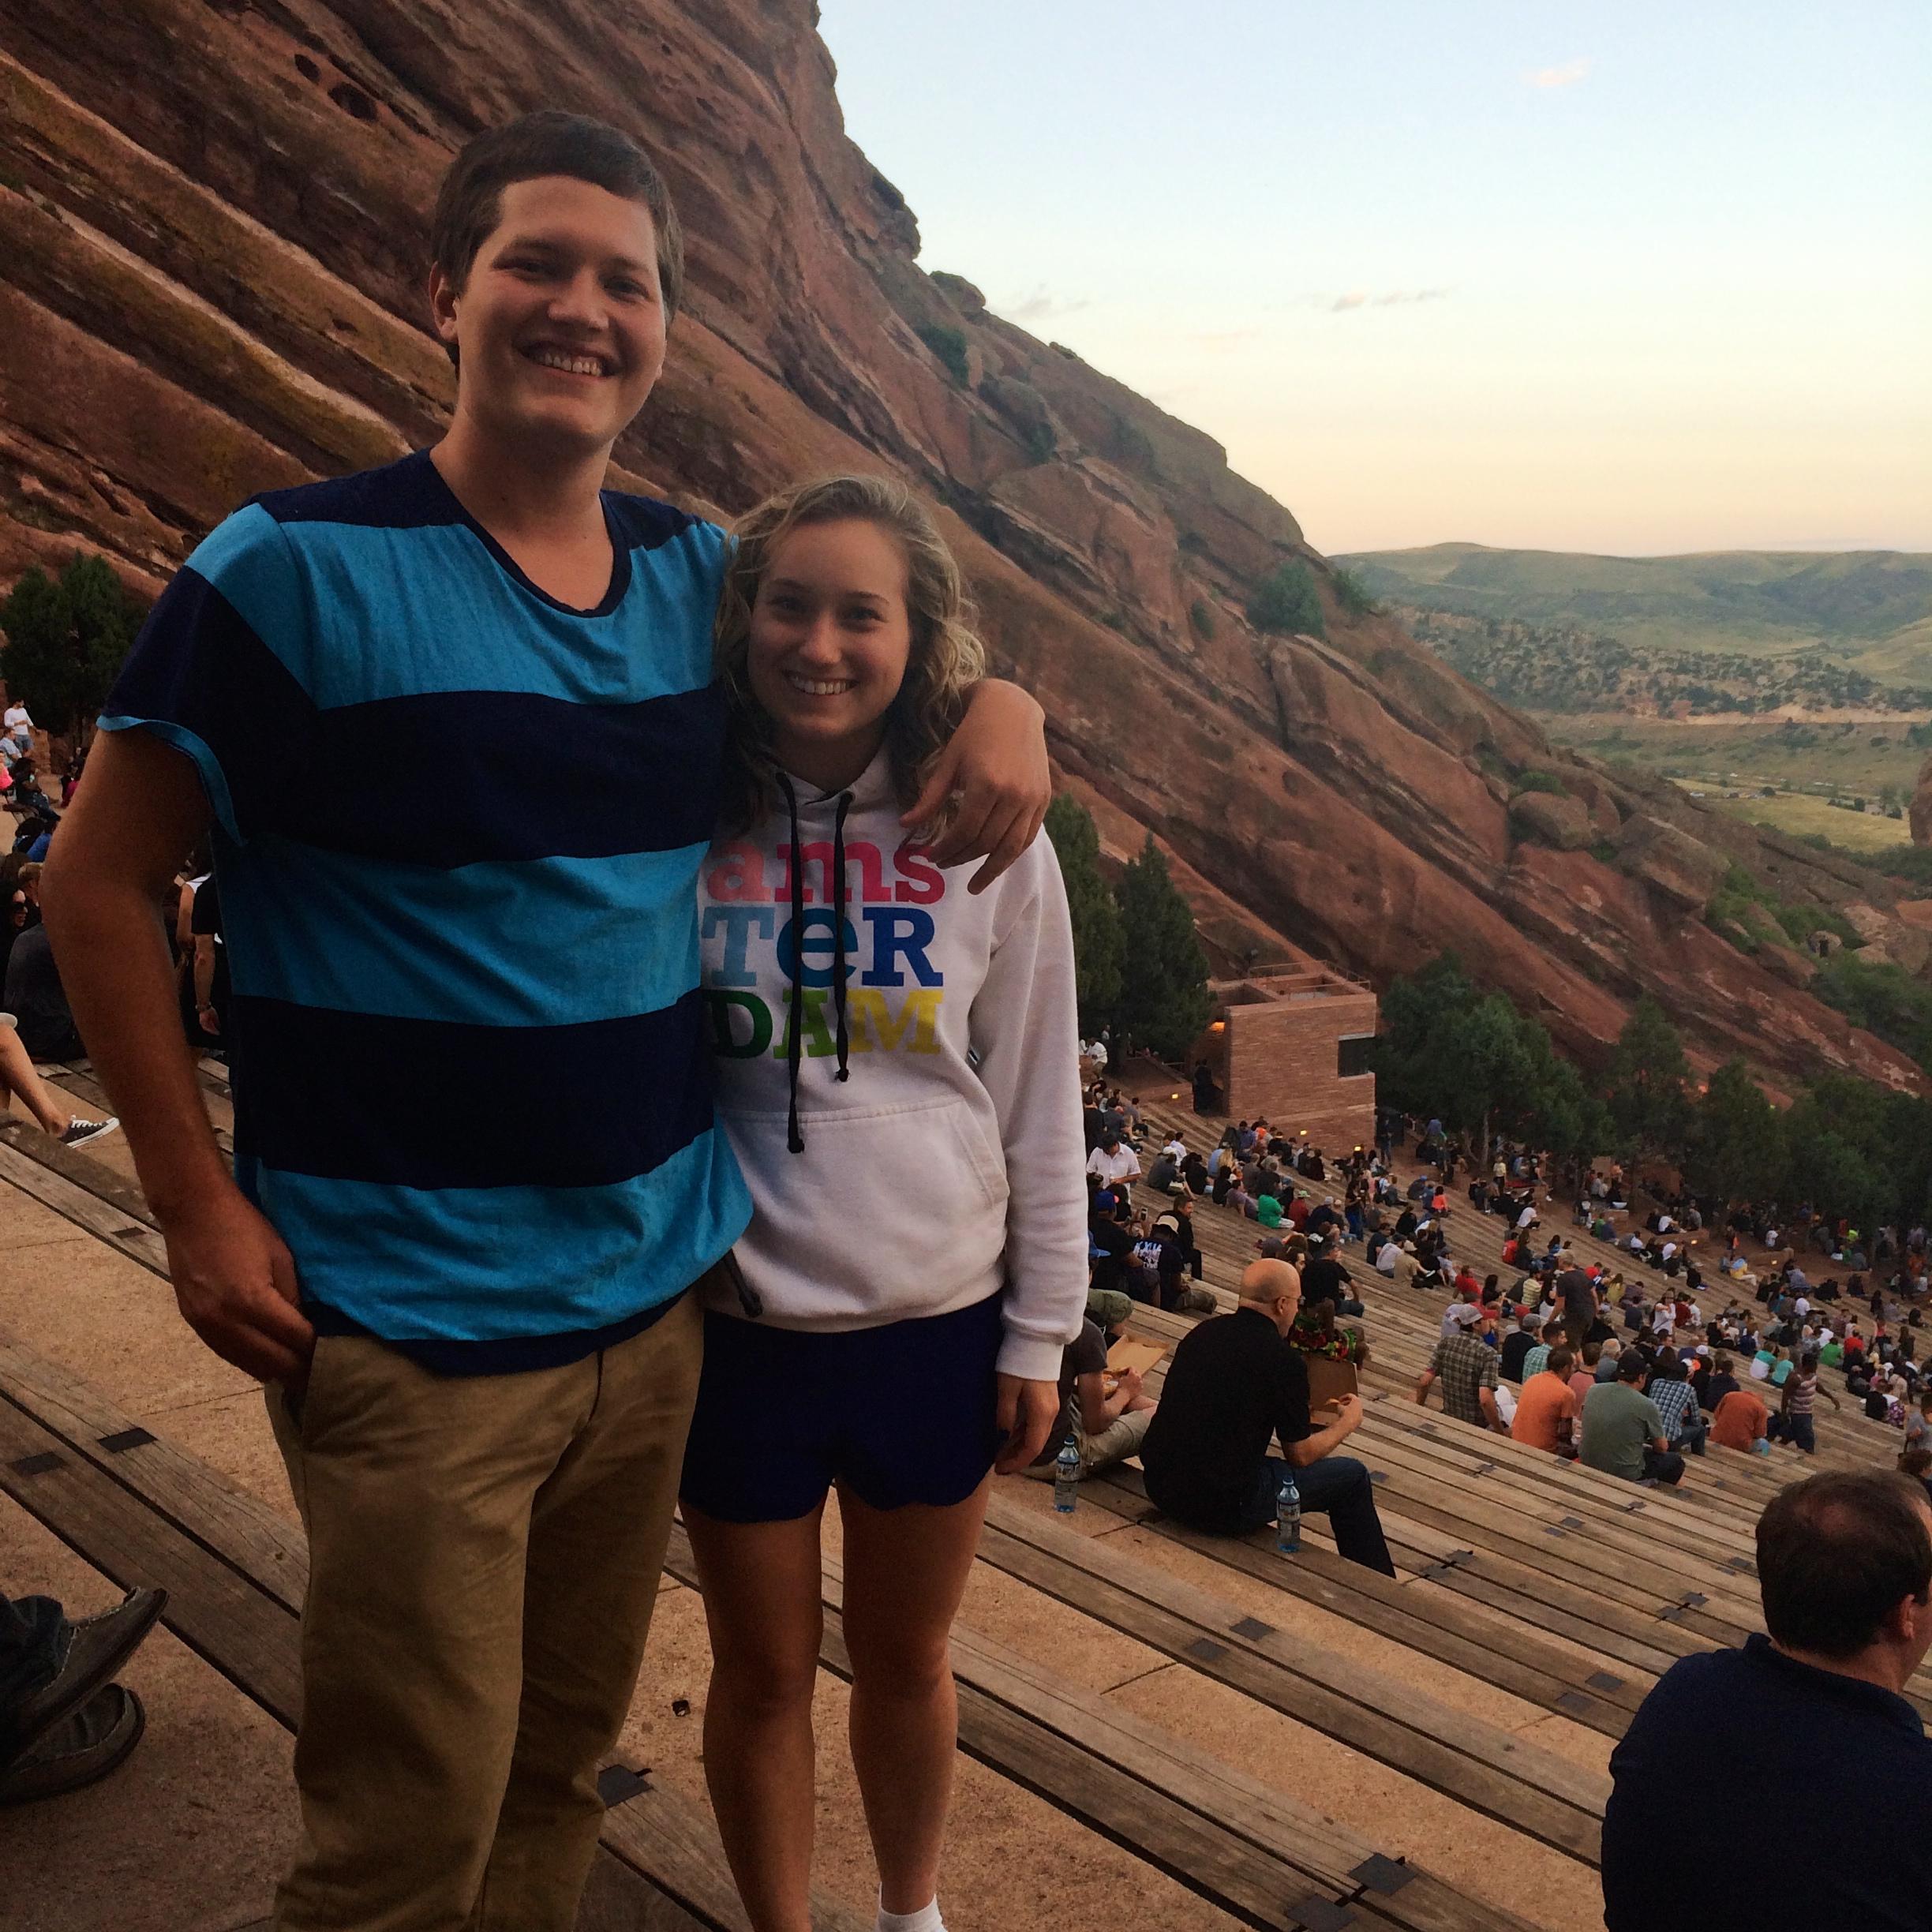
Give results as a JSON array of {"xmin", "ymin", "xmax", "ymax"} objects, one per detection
[{"xmin": 1061, "ymin": 1088, "xmax": 1923, "ymax": 1579}]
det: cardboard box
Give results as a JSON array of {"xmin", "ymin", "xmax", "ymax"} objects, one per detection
[
  {"xmin": 1106, "ymin": 1335, "xmax": 1169, "ymax": 1381},
  {"xmin": 1303, "ymin": 1355, "xmax": 1359, "ymax": 1414}
]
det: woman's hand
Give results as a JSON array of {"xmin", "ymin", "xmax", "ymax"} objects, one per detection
[
  {"xmin": 994, "ymin": 1372, "xmax": 1063, "ymax": 1473},
  {"xmin": 903, "ymin": 680, "xmax": 1049, "ymax": 893}
]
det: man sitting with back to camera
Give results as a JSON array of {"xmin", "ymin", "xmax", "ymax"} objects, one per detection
[
  {"xmin": 1140, "ymin": 1260, "xmax": 1396, "ymax": 1574},
  {"xmin": 1603, "ymin": 1470, "xmax": 1932, "ymax": 1930}
]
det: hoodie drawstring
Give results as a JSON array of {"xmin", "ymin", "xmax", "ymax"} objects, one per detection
[
  {"xmin": 830, "ymin": 790, "xmax": 852, "ymax": 1087},
  {"xmin": 777, "ymin": 773, "xmax": 807, "ymax": 1155},
  {"xmin": 775, "ymin": 775, "xmax": 856, "ymax": 1155}
]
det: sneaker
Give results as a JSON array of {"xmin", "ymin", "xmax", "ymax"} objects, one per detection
[
  {"xmin": 59, "ymin": 1117, "xmax": 119, "ymax": 1149},
  {"xmin": 3, "ymin": 1588, "xmax": 164, "ymax": 1764},
  {"xmin": 0, "ymin": 1685, "xmax": 146, "ymax": 1805}
]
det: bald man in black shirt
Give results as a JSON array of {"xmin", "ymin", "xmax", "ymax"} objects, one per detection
[{"xmin": 1140, "ymin": 1260, "xmax": 1395, "ymax": 1574}]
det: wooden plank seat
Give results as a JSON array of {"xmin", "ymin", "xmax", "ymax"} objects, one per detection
[
  {"xmin": 0, "ymin": 1327, "xmax": 1537, "ymax": 1932},
  {"xmin": 964, "ymin": 1492, "xmax": 1610, "ymax": 1859},
  {"xmin": 667, "ymin": 1524, "xmax": 1544, "ymax": 1932}
]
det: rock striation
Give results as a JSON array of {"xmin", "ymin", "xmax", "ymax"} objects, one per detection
[{"xmin": 0, "ymin": 2, "xmax": 1924, "ymax": 1097}]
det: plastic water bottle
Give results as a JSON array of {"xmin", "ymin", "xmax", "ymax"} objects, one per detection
[
  {"xmin": 1053, "ymin": 1436, "xmax": 1080, "ymax": 1514},
  {"xmin": 1275, "ymin": 1467, "xmax": 1302, "ymax": 1554}
]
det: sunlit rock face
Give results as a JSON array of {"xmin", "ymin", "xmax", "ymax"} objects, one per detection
[{"xmin": 0, "ymin": 3, "xmax": 1920, "ymax": 1094}]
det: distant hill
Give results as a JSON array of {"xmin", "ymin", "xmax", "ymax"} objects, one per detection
[{"xmin": 1336, "ymin": 544, "xmax": 1932, "ymax": 692}]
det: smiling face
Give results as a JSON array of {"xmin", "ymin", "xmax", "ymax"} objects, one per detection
[
  {"xmin": 429, "ymin": 174, "xmax": 667, "ymax": 461},
  {"xmin": 745, "ymin": 518, "xmax": 915, "ymax": 791}
]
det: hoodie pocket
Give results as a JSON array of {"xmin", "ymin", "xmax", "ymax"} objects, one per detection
[
  {"xmin": 947, "ymin": 1099, "xmax": 1007, "ymax": 1209},
  {"xmin": 722, "ymin": 1094, "xmax": 1011, "ymax": 1323}
]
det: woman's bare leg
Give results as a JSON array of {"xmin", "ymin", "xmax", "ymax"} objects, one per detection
[
  {"xmin": 840, "ymin": 1477, "xmax": 990, "ymax": 1915},
  {"xmin": 0, "ymin": 1030, "xmax": 70, "ymax": 1135},
  {"xmin": 682, "ymin": 1502, "xmax": 827, "ymax": 1932}
]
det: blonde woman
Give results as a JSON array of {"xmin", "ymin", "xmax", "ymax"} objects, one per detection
[{"xmin": 681, "ymin": 476, "xmax": 1088, "ymax": 1932}]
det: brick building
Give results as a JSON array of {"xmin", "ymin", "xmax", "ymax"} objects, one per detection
[{"xmin": 1187, "ymin": 968, "xmax": 1378, "ymax": 1155}]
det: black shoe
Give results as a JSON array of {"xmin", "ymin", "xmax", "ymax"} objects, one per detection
[
  {"xmin": 5, "ymin": 1586, "xmax": 165, "ymax": 1765},
  {"xmin": 0, "ymin": 1685, "xmax": 146, "ymax": 1804}
]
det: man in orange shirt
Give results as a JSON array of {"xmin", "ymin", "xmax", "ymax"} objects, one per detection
[
  {"xmin": 1710, "ymin": 1386, "xmax": 1771, "ymax": 1453},
  {"xmin": 1512, "ymin": 1345, "xmax": 1581, "ymax": 1456}
]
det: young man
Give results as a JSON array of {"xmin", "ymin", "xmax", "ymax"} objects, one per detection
[
  {"xmin": 1085, "ymin": 1127, "xmax": 1140, "ymax": 1203},
  {"xmin": 43, "ymin": 114, "xmax": 1048, "ymax": 1932},
  {"xmin": 1024, "ymin": 1316, "xmax": 1157, "ymax": 1481}
]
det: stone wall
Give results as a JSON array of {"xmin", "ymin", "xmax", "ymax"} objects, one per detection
[{"xmin": 1196, "ymin": 982, "xmax": 1380, "ymax": 1157}]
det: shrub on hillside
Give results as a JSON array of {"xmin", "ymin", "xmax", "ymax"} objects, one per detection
[
  {"xmin": 1248, "ymin": 560, "xmax": 1325, "ymax": 639},
  {"xmin": 1332, "ymin": 566, "xmax": 1379, "ymax": 617},
  {"xmin": 1871, "ymin": 844, "xmax": 1932, "ymax": 889},
  {"xmin": 1511, "ymin": 770, "xmax": 1570, "ymax": 797},
  {"xmin": 1812, "ymin": 955, "xmax": 1932, "ymax": 1075},
  {"xmin": 915, "ymin": 323, "xmax": 970, "ymax": 386}
]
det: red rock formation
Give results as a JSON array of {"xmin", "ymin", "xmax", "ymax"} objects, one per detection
[{"xmin": 0, "ymin": 3, "xmax": 1923, "ymax": 1097}]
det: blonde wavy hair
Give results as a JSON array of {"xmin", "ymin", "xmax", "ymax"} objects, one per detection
[{"xmin": 714, "ymin": 474, "xmax": 986, "ymax": 832}]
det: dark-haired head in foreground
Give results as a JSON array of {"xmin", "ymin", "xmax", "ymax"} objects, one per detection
[{"xmin": 1602, "ymin": 1470, "xmax": 1932, "ymax": 1932}]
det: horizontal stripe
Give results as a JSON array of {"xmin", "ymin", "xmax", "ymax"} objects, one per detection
[
  {"xmin": 154, "ymin": 469, "xmax": 721, "ymax": 712},
  {"xmin": 254, "ymin": 451, "xmax": 697, "ymax": 546},
  {"xmin": 95, "ymin": 716, "xmax": 245, "ymax": 846},
  {"xmin": 182, "ymin": 503, "xmax": 310, "ymax": 681},
  {"xmin": 203, "ymin": 455, "xmax": 726, "ymax": 695},
  {"xmin": 261, "ymin": 518, "xmax": 724, "ymax": 705},
  {"xmin": 106, "ymin": 575, "xmax": 726, "ymax": 864},
  {"xmin": 230, "ymin": 990, "xmax": 714, "ymax": 1190},
  {"xmin": 246, "ymin": 1127, "xmax": 753, "ymax": 1341},
  {"xmin": 219, "ymin": 839, "xmax": 706, "ymax": 1027},
  {"xmin": 319, "ymin": 683, "xmax": 726, "ymax": 864},
  {"xmin": 105, "ymin": 567, "xmax": 328, "ymax": 848},
  {"xmin": 305, "ymin": 1285, "xmax": 688, "ymax": 1376}
]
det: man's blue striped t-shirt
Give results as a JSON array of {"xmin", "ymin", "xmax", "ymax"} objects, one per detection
[{"xmin": 101, "ymin": 451, "xmax": 754, "ymax": 1368}]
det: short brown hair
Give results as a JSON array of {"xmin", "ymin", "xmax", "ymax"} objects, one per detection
[
  {"xmin": 429, "ymin": 111, "xmax": 683, "ymax": 350},
  {"xmin": 1757, "ymin": 1471, "xmax": 1932, "ymax": 1657}
]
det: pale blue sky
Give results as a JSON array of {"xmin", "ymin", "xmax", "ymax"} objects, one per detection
[{"xmin": 816, "ymin": 2, "xmax": 1931, "ymax": 556}]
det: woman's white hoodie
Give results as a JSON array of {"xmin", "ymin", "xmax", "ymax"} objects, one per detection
[{"xmin": 697, "ymin": 749, "xmax": 1088, "ymax": 1381}]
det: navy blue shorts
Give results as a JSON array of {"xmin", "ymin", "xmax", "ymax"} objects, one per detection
[{"xmin": 679, "ymin": 1293, "xmax": 1005, "ymax": 1522}]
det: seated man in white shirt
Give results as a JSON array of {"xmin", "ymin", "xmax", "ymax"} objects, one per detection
[{"xmin": 1086, "ymin": 1129, "xmax": 1140, "ymax": 1205}]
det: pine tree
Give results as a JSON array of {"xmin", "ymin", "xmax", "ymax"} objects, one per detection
[
  {"xmin": 1683, "ymin": 1060, "xmax": 1785, "ymax": 1206},
  {"xmin": 0, "ymin": 553, "xmax": 144, "ymax": 740},
  {"xmin": 1113, "ymin": 833, "xmax": 1212, "ymax": 1060},
  {"xmin": 1043, "ymin": 795, "xmax": 1122, "ymax": 1032},
  {"xmin": 1604, "ymin": 997, "xmax": 1694, "ymax": 1160}
]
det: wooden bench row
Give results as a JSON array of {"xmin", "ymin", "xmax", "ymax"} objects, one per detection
[{"xmin": 0, "ymin": 1118, "xmax": 1544, "ymax": 1931}]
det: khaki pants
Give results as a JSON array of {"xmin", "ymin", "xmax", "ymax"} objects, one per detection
[
  {"xmin": 1023, "ymin": 1405, "xmax": 1151, "ymax": 1481},
  {"xmin": 264, "ymin": 1287, "xmax": 705, "ymax": 1932}
]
